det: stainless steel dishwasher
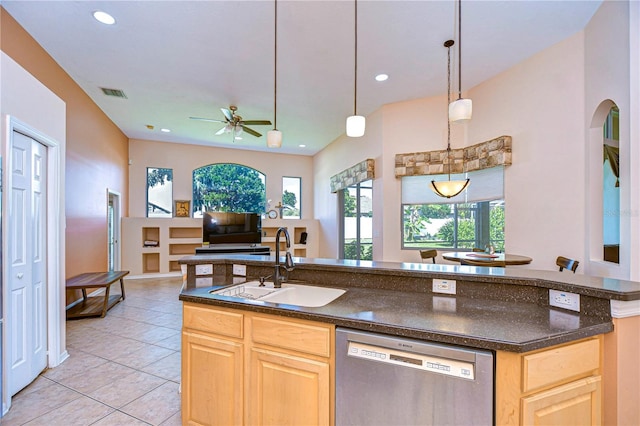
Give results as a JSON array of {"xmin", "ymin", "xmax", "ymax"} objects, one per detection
[{"xmin": 336, "ymin": 328, "xmax": 494, "ymax": 425}]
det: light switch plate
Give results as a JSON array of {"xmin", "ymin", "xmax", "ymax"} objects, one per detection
[
  {"xmin": 432, "ymin": 279, "xmax": 456, "ymax": 295},
  {"xmin": 232, "ymin": 264, "xmax": 247, "ymax": 276}
]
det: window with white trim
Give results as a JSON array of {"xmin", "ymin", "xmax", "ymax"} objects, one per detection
[{"xmin": 401, "ymin": 166, "xmax": 505, "ymax": 251}]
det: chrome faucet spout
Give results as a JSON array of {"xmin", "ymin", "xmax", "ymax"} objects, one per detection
[{"xmin": 274, "ymin": 227, "xmax": 294, "ymax": 288}]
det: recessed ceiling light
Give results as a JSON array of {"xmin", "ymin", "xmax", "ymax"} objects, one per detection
[
  {"xmin": 299, "ymin": 144, "xmax": 306, "ymax": 148},
  {"xmin": 93, "ymin": 11, "xmax": 116, "ymax": 25},
  {"xmin": 375, "ymin": 74, "xmax": 389, "ymax": 82},
  {"xmin": 160, "ymin": 128, "xmax": 171, "ymax": 133}
]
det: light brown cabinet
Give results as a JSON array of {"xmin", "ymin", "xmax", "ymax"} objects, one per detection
[
  {"xmin": 496, "ymin": 336, "xmax": 602, "ymax": 426},
  {"xmin": 182, "ymin": 303, "xmax": 334, "ymax": 426}
]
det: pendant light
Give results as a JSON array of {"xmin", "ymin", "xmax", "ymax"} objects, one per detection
[
  {"xmin": 346, "ymin": 0, "xmax": 365, "ymax": 137},
  {"xmin": 448, "ymin": 0, "xmax": 472, "ymax": 123},
  {"xmin": 267, "ymin": 0, "xmax": 282, "ymax": 148},
  {"xmin": 431, "ymin": 40, "xmax": 470, "ymax": 198}
]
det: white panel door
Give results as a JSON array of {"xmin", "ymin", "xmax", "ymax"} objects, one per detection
[{"xmin": 8, "ymin": 131, "xmax": 48, "ymax": 396}]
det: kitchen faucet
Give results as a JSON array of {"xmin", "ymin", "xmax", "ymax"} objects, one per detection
[{"xmin": 274, "ymin": 227, "xmax": 295, "ymax": 288}]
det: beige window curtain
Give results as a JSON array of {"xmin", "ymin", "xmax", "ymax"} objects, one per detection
[{"xmin": 603, "ymin": 144, "xmax": 619, "ymax": 187}]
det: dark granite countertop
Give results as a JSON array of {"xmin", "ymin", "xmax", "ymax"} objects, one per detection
[
  {"xmin": 179, "ymin": 254, "xmax": 640, "ymax": 301},
  {"xmin": 180, "ymin": 284, "xmax": 612, "ymax": 353}
]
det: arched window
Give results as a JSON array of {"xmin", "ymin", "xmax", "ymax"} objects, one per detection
[
  {"xmin": 192, "ymin": 163, "xmax": 266, "ymax": 216},
  {"xmin": 603, "ymin": 106, "xmax": 620, "ymax": 263}
]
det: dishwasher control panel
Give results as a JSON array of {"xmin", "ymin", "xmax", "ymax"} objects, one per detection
[{"xmin": 348, "ymin": 341, "xmax": 475, "ymax": 380}]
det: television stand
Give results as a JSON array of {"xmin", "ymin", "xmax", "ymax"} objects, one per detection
[{"xmin": 195, "ymin": 244, "xmax": 270, "ymax": 255}]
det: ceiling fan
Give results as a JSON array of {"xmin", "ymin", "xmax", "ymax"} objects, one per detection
[{"xmin": 190, "ymin": 105, "xmax": 272, "ymax": 140}]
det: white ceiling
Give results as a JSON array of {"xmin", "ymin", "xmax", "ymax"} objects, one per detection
[{"xmin": 3, "ymin": 0, "xmax": 602, "ymax": 155}]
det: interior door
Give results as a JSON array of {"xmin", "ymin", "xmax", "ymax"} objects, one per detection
[{"xmin": 8, "ymin": 131, "xmax": 47, "ymax": 396}]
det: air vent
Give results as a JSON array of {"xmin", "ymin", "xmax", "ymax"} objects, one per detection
[{"xmin": 100, "ymin": 87, "xmax": 127, "ymax": 99}]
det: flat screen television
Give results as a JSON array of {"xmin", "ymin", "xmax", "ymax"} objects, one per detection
[{"xmin": 202, "ymin": 211, "xmax": 261, "ymax": 245}]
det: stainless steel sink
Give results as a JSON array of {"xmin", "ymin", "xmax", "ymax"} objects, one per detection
[{"xmin": 210, "ymin": 281, "xmax": 345, "ymax": 307}]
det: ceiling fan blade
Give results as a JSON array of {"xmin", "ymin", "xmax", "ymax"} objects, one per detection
[
  {"xmin": 221, "ymin": 108, "xmax": 233, "ymax": 122},
  {"xmin": 241, "ymin": 120, "xmax": 272, "ymax": 126},
  {"xmin": 214, "ymin": 126, "xmax": 227, "ymax": 135},
  {"xmin": 241, "ymin": 125, "xmax": 262, "ymax": 138},
  {"xmin": 189, "ymin": 116, "xmax": 226, "ymax": 123}
]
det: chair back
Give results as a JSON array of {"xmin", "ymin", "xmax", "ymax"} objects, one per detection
[
  {"xmin": 472, "ymin": 247, "xmax": 485, "ymax": 252},
  {"xmin": 419, "ymin": 249, "xmax": 437, "ymax": 264},
  {"xmin": 460, "ymin": 259, "xmax": 506, "ymax": 267},
  {"xmin": 556, "ymin": 256, "xmax": 579, "ymax": 273}
]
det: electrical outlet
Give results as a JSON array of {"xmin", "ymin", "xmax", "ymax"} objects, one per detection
[
  {"xmin": 549, "ymin": 289, "xmax": 580, "ymax": 312},
  {"xmin": 432, "ymin": 279, "xmax": 456, "ymax": 295},
  {"xmin": 195, "ymin": 264, "xmax": 213, "ymax": 276},
  {"xmin": 232, "ymin": 264, "xmax": 247, "ymax": 276}
]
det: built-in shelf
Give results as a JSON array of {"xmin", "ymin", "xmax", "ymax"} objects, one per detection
[
  {"xmin": 142, "ymin": 252, "xmax": 160, "ymax": 273},
  {"xmin": 122, "ymin": 217, "xmax": 202, "ymax": 275},
  {"xmin": 122, "ymin": 217, "xmax": 319, "ymax": 276}
]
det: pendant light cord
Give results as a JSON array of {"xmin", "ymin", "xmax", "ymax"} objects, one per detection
[
  {"xmin": 457, "ymin": 0, "xmax": 462, "ymax": 101},
  {"xmin": 446, "ymin": 41, "xmax": 453, "ymax": 180},
  {"xmin": 273, "ymin": 0, "xmax": 278, "ymax": 130},
  {"xmin": 353, "ymin": 0, "xmax": 358, "ymax": 116}
]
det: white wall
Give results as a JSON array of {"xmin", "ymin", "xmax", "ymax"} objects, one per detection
[
  {"xmin": 1, "ymin": 52, "xmax": 67, "ymax": 411},
  {"xmin": 313, "ymin": 108, "xmax": 383, "ymax": 258},
  {"xmin": 314, "ymin": 1, "xmax": 637, "ymax": 275},
  {"xmin": 584, "ymin": 0, "xmax": 634, "ymax": 280},
  {"xmin": 128, "ymin": 139, "xmax": 315, "ymax": 219},
  {"xmin": 315, "ymin": 32, "xmax": 588, "ymax": 269}
]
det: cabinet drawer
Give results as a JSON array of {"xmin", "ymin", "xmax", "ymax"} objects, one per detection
[
  {"xmin": 183, "ymin": 303, "xmax": 243, "ymax": 338},
  {"xmin": 522, "ymin": 338, "xmax": 600, "ymax": 392},
  {"xmin": 251, "ymin": 315, "xmax": 332, "ymax": 358}
]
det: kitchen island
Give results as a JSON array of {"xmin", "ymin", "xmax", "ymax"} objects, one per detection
[{"xmin": 179, "ymin": 255, "xmax": 640, "ymax": 425}]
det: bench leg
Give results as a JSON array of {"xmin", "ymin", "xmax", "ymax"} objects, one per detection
[
  {"xmin": 119, "ymin": 278, "xmax": 126, "ymax": 301},
  {"xmin": 101, "ymin": 285, "xmax": 111, "ymax": 318}
]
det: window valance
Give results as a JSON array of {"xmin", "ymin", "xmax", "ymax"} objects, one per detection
[
  {"xmin": 394, "ymin": 135, "xmax": 512, "ymax": 178},
  {"xmin": 330, "ymin": 159, "xmax": 375, "ymax": 193}
]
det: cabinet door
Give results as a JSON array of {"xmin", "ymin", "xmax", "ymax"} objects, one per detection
[
  {"xmin": 182, "ymin": 331, "xmax": 243, "ymax": 426},
  {"xmin": 521, "ymin": 376, "xmax": 601, "ymax": 426},
  {"xmin": 248, "ymin": 347, "xmax": 330, "ymax": 426}
]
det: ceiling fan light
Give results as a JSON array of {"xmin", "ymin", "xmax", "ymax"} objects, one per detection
[
  {"xmin": 267, "ymin": 129, "xmax": 282, "ymax": 148},
  {"xmin": 346, "ymin": 115, "xmax": 366, "ymax": 137},
  {"xmin": 430, "ymin": 178, "xmax": 470, "ymax": 198},
  {"xmin": 235, "ymin": 125, "xmax": 243, "ymax": 136},
  {"xmin": 449, "ymin": 98, "xmax": 472, "ymax": 123}
]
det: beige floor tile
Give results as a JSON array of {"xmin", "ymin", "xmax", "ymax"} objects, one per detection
[
  {"xmin": 4, "ymin": 276, "xmax": 185, "ymax": 426},
  {"xmin": 154, "ymin": 333, "xmax": 181, "ymax": 351},
  {"xmin": 159, "ymin": 411, "xmax": 182, "ymax": 425},
  {"xmin": 87, "ymin": 370, "xmax": 167, "ymax": 408},
  {"xmin": 120, "ymin": 381, "xmax": 181, "ymax": 425},
  {"xmin": 43, "ymin": 348, "xmax": 109, "ymax": 382},
  {"xmin": 22, "ymin": 394, "xmax": 114, "ymax": 426},
  {"xmin": 83, "ymin": 335, "xmax": 149, "ymax": 360},
  {"xmin": 112, "ymin": 344, "xmax": 176, "ymax": 370},
  {"xmin": 129, "ymin": 326, "xmax": 179, "ymax": 345},
  {"xmin": 91, "ymin": 410, "xmax": 152, "ymax": 425},
  {"xmin": 0, "ymin": 381, "xmax": 82, "ymax": 425},
  {"xmin": 140, "ymin": 352, "xmax": 181, "ymax": 382},
  {"xmin": 56, "ymin": 361, "xmax": 137, "ymax": 394}
]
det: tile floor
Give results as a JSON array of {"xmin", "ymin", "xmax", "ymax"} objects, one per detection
[{"xmin": 2, "ymin": 276, "xmax": 184, "ymax": 426}]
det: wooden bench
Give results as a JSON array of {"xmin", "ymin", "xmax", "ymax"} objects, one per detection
[{"xmin": 65, "ymin": 271, "xmax": 129, "ymax": 319}]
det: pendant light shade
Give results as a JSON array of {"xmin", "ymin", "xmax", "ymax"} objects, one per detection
[
  {"xmin": 267, "ymin": 129, "xmax": 282, "ymax": 148},
  {"xmin": 268, "ymin": 0, "xmax": 282, "ymax": 148},
  {"xmin": 346, "ymin": 0, "xmax": 365, "ymax": 137},
  {"xmin": 449, "ymin": 0, "xmax": 472, "ymax": 124},
  {"xmin": 449, "ymin": 98, "xmax": 472, "ymax": 123},
  {"xmin": 431, "ymin": 177, "xmax": 470, "ymax": 198},
  {"xmin": 431, "ymin": 39, "xmax": 470, "ymax": 199},
  {"xmin": 346, "ymin": 115, "xmax": 366, "ymax": 137}
]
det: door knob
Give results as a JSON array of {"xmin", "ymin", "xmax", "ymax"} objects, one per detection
[{"xmin": 17, "ymin": 273, "xmax": 24, "ymax": 279}]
